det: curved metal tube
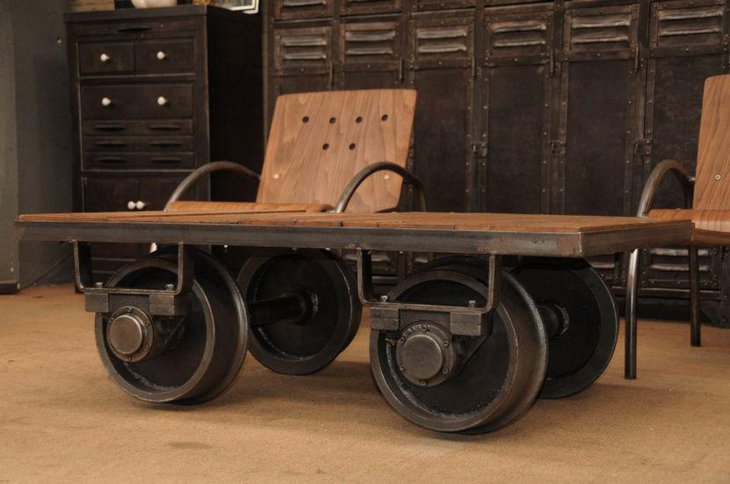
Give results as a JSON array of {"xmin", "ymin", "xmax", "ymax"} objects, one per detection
[
  {"xmin": 636, "ymin": 159, "xmax": 694, "ymax": 216},
  {"xmin": 165, "ymin": 161, "xmax": 261, "ymax": 209},
  {"xmin": 625, "ymin": 159, "xmax": 695, "ymax": 379},
  {"xmin": 334, "ymin": 162, "xmax": 427, "ymax": 213}
]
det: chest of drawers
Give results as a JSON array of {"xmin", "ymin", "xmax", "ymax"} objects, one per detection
[{"xmin": 66, "ymin": 5, "xmax": 263, "ymax": 279}]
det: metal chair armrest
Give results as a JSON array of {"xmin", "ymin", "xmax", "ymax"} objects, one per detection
[
  {"xmin": 637, "ymin": 159, "xmax": 695, "ymax": 216},
  {"xmin": 165, "ymin": 161, "xmax": 261, "ymax": 210},
  {"xmin": 334, "ymin": 162, "xmax": 427, "ymax": 213}
]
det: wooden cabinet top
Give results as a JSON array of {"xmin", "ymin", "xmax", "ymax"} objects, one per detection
[{"xmin": 65, "ymin": 5, "xmax": 249, "ymax": 23}]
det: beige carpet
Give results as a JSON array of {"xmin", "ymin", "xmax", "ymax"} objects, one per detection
[{"xmin": 1, "ymin": 285, "xmax": 729, "ymax": 482}]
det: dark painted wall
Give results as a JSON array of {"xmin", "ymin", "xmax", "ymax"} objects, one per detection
[
  {"xmin": 0, "ymin": 0, "xmax": 19, "ymax": 291},
  {"xmin": 0, "ymin": 0, "xmax": 74, "ymax": 292}
]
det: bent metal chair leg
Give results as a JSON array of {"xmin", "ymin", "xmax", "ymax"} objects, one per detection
[
  {"xmin": 625, "ymin": 159, "xmax": 694, "ymax": 379},
  {"xmin": 626, "ymin": 243, "xmax": 701, "ymax": 380},
  {"xmin": 625, "ymin": 247, "xmax": 641, "ymax": 380}
]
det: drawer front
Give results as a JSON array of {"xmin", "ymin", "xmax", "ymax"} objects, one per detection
[
  {"xmin": 136, "ymin": 39, "xmax": 196, "ymax": 74},
  {"xmin": 69, "ymin": 17, "xmax": 201, "ymax": 40},
  {"xmin": 84, "ymin": 136, "xmax": 194, "ymax": 153},
  {"xmin": 78, "ymin": 41, "xmax": 135, "ymax": 76},
  {"xmin": 84, "ymin": 152, "xmax": 195, "ymax": 170},
  {"xmin": 82, "ymin": 119, "xmax": 194, "ymax": 136},
  {"xmin": 81, "ymin": 84, "xmax": 194, "ymax": 119}
]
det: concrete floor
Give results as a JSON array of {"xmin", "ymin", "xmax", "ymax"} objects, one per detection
[{"xmin": 1, "ymin": 285, "xmax": 730, "ymax": 482}]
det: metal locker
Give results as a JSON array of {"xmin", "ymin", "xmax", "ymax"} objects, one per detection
[
  {"xmin": 558, "ymin": 1, "xmax": 643, "ymax": 218},
  {"xmin": 480, "ymin": 3, "xmax": 556, "ymax": 214},
  {"xmin": 408, "ymin": 11, "xmax": 476, "ymax": 212}
]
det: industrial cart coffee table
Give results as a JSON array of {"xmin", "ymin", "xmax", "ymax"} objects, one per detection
[{"xmin": 17, "ymin": 210, "xmax": 691, "ymax": 433}]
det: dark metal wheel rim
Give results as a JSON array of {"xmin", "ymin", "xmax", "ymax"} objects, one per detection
[
  {"xmin": 512, "ymin": 258, "xmax": 619, "ymax": 399},
  {"xmin": 174, "ymin": 249, "xmax": 248, "ymax": 404},
  {"xmin": 96, "ymin": 250, "xmax": 248, "ymax": 404},
  {"xmin": 238, "ymin": 248, "xmax": 360, "ymax": 375},
  {"xmin": 370, "ymin": 270, "xmax": 547, "ymax": 433}
]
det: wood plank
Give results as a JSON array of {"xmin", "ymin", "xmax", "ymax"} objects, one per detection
[
  {"xmin": 257, "ymin": 89, "xmax": 417, "ymax": 213},
  {"xmin": 694, "ymin": 74, "xmax": 730, "ymax": 210}
]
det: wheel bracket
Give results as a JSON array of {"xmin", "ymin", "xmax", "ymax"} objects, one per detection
[
  {"xmin": 357, "ymin": 250, "xmax": 501, "ymax": 337},
  {"xmin": 74, "ymin": 241, "xmax": 193, "ymax": 317}
]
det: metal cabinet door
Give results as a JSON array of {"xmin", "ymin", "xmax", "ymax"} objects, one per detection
[
  {"xmin": 558, "ymin": 1, "xmax": 643, "ymax": 218},
  {"xmin": 642, "ymin": 0, "xmax": 727, "ymax": 294},
  {"xmin": 408, "ymin": 11, "xmax": 476, "ymax": 212},
  {"xmin": 269, "ymin": 23, "xmax": 335, "ymax": 123},
  {"xmin": 479, "ymin": 3, "xmax": 556, "ymax": 214}
]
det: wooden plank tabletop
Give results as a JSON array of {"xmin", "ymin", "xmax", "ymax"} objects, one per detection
[
  {"xmin": 17, "ymin": 211, "xmax": 693, "ymax": 258},
  {"xmin": 17, "ymin": 210, "xmax": 687, "ymax": 232}
]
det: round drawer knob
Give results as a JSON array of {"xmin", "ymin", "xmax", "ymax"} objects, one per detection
[
  {"xmin": 101, "ymin": 97, "xmax": 112, "ymax": 107},
  {"xmin": 100, "ymin": 53, "xmax": 111, "ymax": 63},
  {"xmin": 135, "ymin": 201, "xmax": 147, "ymax": 211},
  {"xmin": 127, "ymin": 201, "xmax": 136, "ymax": 211},
  {"xmin": 156, "ymin": 51, "xmax": 167, "ymax": 61},
  {"xmin": 157, "ymin": 96, "xmax": 169, "ymax": 107}
]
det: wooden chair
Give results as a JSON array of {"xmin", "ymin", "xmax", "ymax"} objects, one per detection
[
  {"xmin": 626, "ymin": 74, "xmax": 730, "ymax": 378},
  {"xmin": 164, "ymin": 89, "xmax": 425, "ymax": 214}
]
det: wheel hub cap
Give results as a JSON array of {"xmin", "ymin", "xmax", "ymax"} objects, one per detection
[
  {"xmin": 107, "ymin": 307, "xmax": 154, "ymax": 362},
  {"xmin": 396, "ymin": 322, "xmax": 457, "ymax": 387}
]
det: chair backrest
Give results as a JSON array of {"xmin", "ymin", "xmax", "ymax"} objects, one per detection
[
  {"xmin": 256, "ymin": 89, "xmax": 417, "ymax": 213},
  {"xmin": 694, "ymin": 74, "xmax": 730, "ymax": 210}
]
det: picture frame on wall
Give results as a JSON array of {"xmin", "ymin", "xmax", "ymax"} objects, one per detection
[{"xmin": 215, "ymin": 0, "xmax": 258, "ymax": 13}]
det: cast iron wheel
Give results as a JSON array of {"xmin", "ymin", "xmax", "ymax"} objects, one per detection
[
  {"xmin": 96, "ymin": 249, "xmax": 248, "ymax": 404},
  {"xmin": 370, "ymin": 269, "xmax": 548, "ymax": 433},
  {"xmin": 238, "ymin": 248, "xmax": 361, "ymax": 375},
  {"xmin": 512, "ymin": 258, "xmax": 619, "ymax": 399}
]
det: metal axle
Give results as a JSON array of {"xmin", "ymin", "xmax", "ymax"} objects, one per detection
[{"xmin": 248, "ymin": 293, "xmax": 310, "ymax": 327}]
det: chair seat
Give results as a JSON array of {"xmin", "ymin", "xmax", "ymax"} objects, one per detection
[
  {"xmin": 165, "ymin": 201, "xmax": 332, "ymax": 213},
  {"xmin": 649, "ymin": 209, "xmax": 730, "ymax": 245}
]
